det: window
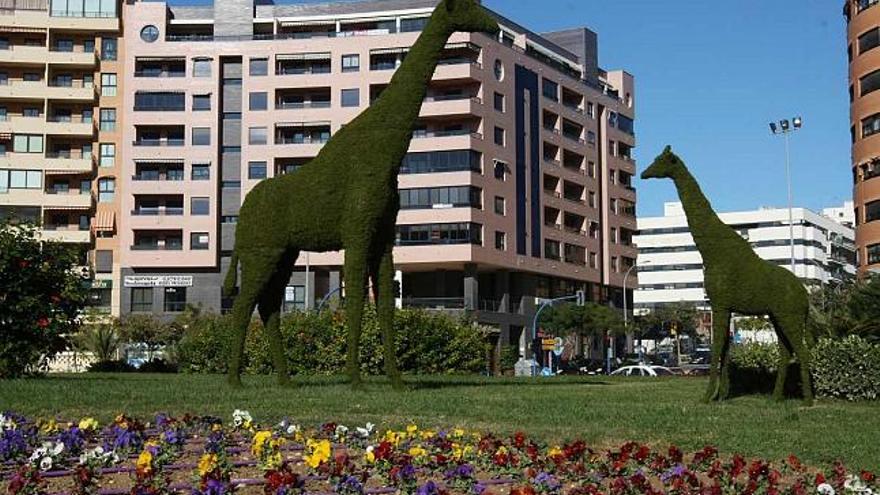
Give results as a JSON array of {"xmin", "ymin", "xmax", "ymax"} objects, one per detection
[
  {"xmin": 401, "ymin": 150, "xmax": 482, "ymax": 174},
  {"xmin": 249, "ymin": 92, "xmax": 267, "ymax": 111},
  {"xmin": 80, "ymin": 179, "xmax": 91, "ymax": 194},
  {"xmin": 0, "ymin": 170, "xmax": 6, "ymax": 193},
  {"xmin": 95, "ymin": 250, "xmax": 112, "ymax": 273},
  {"xmin": 99, "ymin": 108, "xmax": 115, "ymax": 131},
  {"xmin": 494, "ymin": 127, "xmax": 505, "ymax": 146},
  {"xmin": 860, "ymin": 27, "xmax": 880, "ymax": 54},
  {"xmin": 589, "ymin": 252, "xmax": 597, "ymax": 269},
  {"xmin": 192, "ymin": 164, "xmax": 210, "ymax": 180},
  {"xmin": 140, "ymin": 25, "xmax": 159, "ymax": 43},
  {"xmin": 84, "ymin": 39, "xmax": 95, "ymax": 52},
  {"xmin": 192, "ymin": 127, "xmax": 210, "ymax": 146},
  {"xmin": 191, "ymin": 232, "xmax": 209, "ymax": 250},
  {"xmin": 284, "ymin": 285, "xmax": 305, "ymax": 312},
  {"xmin": 495, "ymin": 231, "xmax": 506, "ymax": 251},
  {"xmin": 135, "ymin": 91, "xmax": 185, "ymax": 111},
  {"xmin": 862, "ymin": 69, "xmax": 880, "ymax": 96},
  {"xmin": 400, "ymin": 17, "xmax": 429, "ymax": 32},
  {"xmin": 13, "ymin": 134, "xmax": 42, "ymax": 153},
  {"xmin": 97, "ymin": 178, "xmax": 115, "ymax": 202},
  {"xmin": 193, "ymin": 94, "xmax": 211, "ymax": 111},
  {"xmin": 588, "ymin": 191, "xmax": 596, "ymax": 208},
  {"xmin": 191, "ymin": 197, "xmax": 210, "ymax": 215},
  {"xmin": 544, "ymin": 239, "xmax": 561, "ymax": 261},
  {"xmin": 339, "ymin": 88, "xmax": 360, "ymax": 108},
  {"xmin": 54, "ymin": 38, "xmax": 73, "ymax": 52},
  {"xmin": 587, "ymin": 102, "xmax": 595, "ymax": 118},
  {"xmin": 100, "ymin": 73, "xmax": 116, "ymax": 97},
  {"xmin": 164, "ymin": 287, "xmax": 186, "ymax": 313},
  {"xmin": 494, "ymin": 92, "xmax": 505, "ymax": 112},
  {"xmin": 131, "ymin": 288, "xmax": 152, "ymax": 313},
  {"xmin": 588, "ymin": 161, "xmax": 596, "ymax": 178},
  {"xmin": 249, "ymin": 57, "xmax": 268, "ymax": 76},
  {"xmin": 221, "ymin": 216, "xmax": 238, "ymax": 224},
  {"xmin": 6, "ymin": 170, "xmax": 41, "ymax": 189},
  {"xmin": 868, "ymin": 243, "xmax": 880, "ymax": 265},
  {"xmin": 863, "ymin": 113, "xmax": 880, "ymax": 139},
  {"xmin": 867, "ymin": 200, "xmax": 880, "ymax": 223},
  {"xmin": 193, "ymin": 58, "xmax": 212, "ymax": 77},
  {"xmin": 342, "ymin": 54, "xmax": 360, "ymax": 73},
  {"xmin": 99, "ymin": 143, "xmax": 115, "ymax": 167},
  {"xmin": 493, "ymin": 160, "xmax": 506, "ymax": 180},
  {"xmin": 248, "ymin": 161, "xmax": 267, "ymax": 179},
  {"xmin": 101, "ymin": 38, "xmax": 116, "ymax": 61},
  {"xmin": 248, "ymin": 127, "xmax": 267, "ymax": 145},
  {"xmin": 493, "ymin": 59, "xmax": 504, "ymax": 81},
  {"xmin": 542, "ymin": 78, "xmax": 558, "ymax": 101},
  {"xmin": 494, "ymin": 196, "xmax": 505, "ymax": 215},
  {"xmin": 399, "ymin": 186, "xmax": 481, "ymax": 209}
]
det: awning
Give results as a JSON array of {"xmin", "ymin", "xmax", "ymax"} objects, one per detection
[
  {"xmin": 44, "ymin": 204, "xmax": 91, "ymax": 211},
  {"xmin": 275, "ymin": 52, "xmax": 331, "ymax": 61},
  {"xmin": 444, "ymin": 42, "xmax": 479, "ymax": 51},
  {"xmin": 276, "ymin": 121, "xmax": 330, "ymax": 128},
  {"xmin": 135, "ymin": 56, "xmax": 185, "ymax": 62},
  {"xmin": 279, "ymin": 19, "xmax": 336, "ymax": 28},
  {"xmin": 133, "ymin": 158, "xmax": 185, "ymax": 164},
  {"xmin": 0, "ymin": 26, "xmax": 46, "ymax": 33},
  {"xmin": 44, "ymin": 168, "xmax": 89, "ymax": 175},
  {"xmin": 371, "ymin": 47, "xmax": 408, "ymax": 55},
  {"xmin": 93, "ymin": 210, "xmax": 115, "ymax": 232}
]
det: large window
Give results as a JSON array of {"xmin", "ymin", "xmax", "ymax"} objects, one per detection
[
  {"xmin": 192, "ymin": 94, "xmax": 211, "ymax": 111},
  {"xmin": 341, "ymin": 88, "xmax": 360, "ymax": 108},
  {"xmin": 862, "ymin": 69, "xmax": 880, "ymax": 97},
  {"xmin": 399, "ymin": 186, "xmax": 481, "ymax": 210},
  {"xmin": 866, "ymin": 199, "xmax": 880, "ymax": 223},
  {"xmin": 191, "ymin": 197, "xmax": 210, "ymax": 215},
  {"xmin": 130, "ymin": 288, "xmax": 152, "ymax": 313},
  {"xmin": 134, "ymin": 91, "xmax": 184, "ymax": 111},
  {"xmin": 163, "ymin": 287, "xmax": 186, "ymax": 313},
  {"xmin": 192, "ymin": 128, "xmax": 210, "ymax": 146},
  {"xmin": 248, "ymin": 161, "xmax": 267, "ymax": 179},
  {"xmin": 397, "ymin": 223, "xmax": 482, "ymax": 246},
  {"xmin": 248, "ymin": 127, "xmax": 267, "ymax": 145},
  {"xmin": 13, "ymin": 134, "xmax": 43, "ymax": 153},
  {"xmin": 97, "ymin": 178, "xmax": 114, "ymax": 202},
  {"xmin": 193, "ymin": 58, "xmax": 212, "ymax": 77},
  {"xmin": 400, "ymin": 17, "xmax": 429, "ymax": 32},
  {"xmin": 99, "ymin": 143, "xmax": 115, "ymax": 167},
  {"xmin": 99, "ymin": 108, "xmax": 115, "ymax": 131},
  {"xmin": 863, "ymin": 113, "xmax": 880, "ymax": 138},
  {"xmin": 191, "ymin": 232, "xmax": 209, "ymax": 250},
  {"xmin": 861, "ymin": 27, "xmax": 880, "ymax": 54},
  {"xmin": 192, "ymin": 164, "xmax": 210, "ymax": 180},
  {"xmin": 100, "ymin": 38, "xmax": 116, "ymax": 61},
  {"xmin": 100, "ymin": 73, "xmax": 117, "ymax": 97},
  {"xmin": 249, "ymin": 92, "xmax": 267, "ymax": 111},
  {"xmin": 542, "ymin": 78, "xmax": 559, "ymax": 101},
  {"xmin": 341, "ymin": 54, "xmax": 360, "ymax": 73},
  {"xmin": 400, "ymin": 150, "xmax": 481, "ymax": 174},
  {"xmin": 3, "ymin": 170, "xmax": 41, "ymax": 190},
  {"xmin": 869, "ymin": 243, "xmax": 880, "ymax": 265},
  {"xmin": 51, "ymin": 0, "xmax": 116, "ymax": 18},
  {"xmin": 249, "ymin": 58, "xmax": 268, "ymax": 76}
]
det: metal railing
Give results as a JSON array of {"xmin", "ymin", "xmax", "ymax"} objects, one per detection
[
  {"xmin": 411, "ymin": 130, "xmax": 480, "ymax": 139},
  {"xmin": 275, "ymin": 101, "xmax": 331, "ymax": 110},
  {"xmin": 132, "ymin": 139, "xmax": 185, "ymax": 147},
  {"xmin": 46, "ymin": 150, "xmax": 90, "ymax": 159},
  {"xmin": 130, "ymin": 208, "xmax": 184, "ymax": 216},
  {"xmin": 403, "ymin": 297, "xmax": 466, "ymax": 310},
  {"xmin": 49, "ymin": 9, "xmax": 115, "ymax": 18},
  {"xmin": 130, "ymin": 244, "xmax": 183, "ymax": 251},
  {"xmin": 133, "ymin": 71, "xmax": 185, "ymax": 78}
]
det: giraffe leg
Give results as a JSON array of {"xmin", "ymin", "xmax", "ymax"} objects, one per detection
[
  {"xmin": 372, "ymin": 246, "xmax": 403, "ymax": 390},
  {"xmin": 228, "ymin": 248, "xmax": 284, "ymax": 388},
  {"xmin": 344, "ymin": 246, "xmax": 369, "ymax": 389},
  {"xmin": 719, "ymin": 330, "xmax": 733, "ymax": 400},
  {"xmin": 704, "ymin": 309, "xmax": 730, "ymax": 403},
  {"xmin": 786, "ymin": 313, "xmax": 814, "ymax": 406},
  {"xmin": 258, "ymin": 258, "xmax": 296, "ymax": 388},
  {"xmin": 773, "ymin": 328, "xmax": 792, "ymax": 402}
]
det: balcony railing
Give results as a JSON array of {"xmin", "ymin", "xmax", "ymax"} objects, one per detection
[
  {"xmin": 133, "ymin": 71, "xmax": 185, "ymax": 78},
  {"xmin": 46, "ymin": 150, "xmax": 91, "ymax": 159},
  {"xmin": 131, "ymin": 174, "xmax": 184, "ymax": 182},
  {"xmin": 132, "ymin": 139, "xmax": 185, "ymax": 147},
  {"xmin": 424, "ymin": 94, "xmax": 477, "ymax": 102},
  {"xmin": 276, "ymin": 135, "xmax": 330, "ymax": 145},
  {"xmin": 411, "ymin": 130, "xmax": 480, "ymax": 139},
  {"xmin": 46, "ymin": 115, "xmax": 92, "ymax": 124},
  {"xmin": 130, "ymin": 244, "xmax": 183, "ymax": 251},
  {"xmin": 131, "ymin": 208, "xmax": 184, "ymax": 216},
  {"xmin": 275, "ymin": 101, "xmax": 331, "ymax": 110},
  {"xmin": 0, "ymin": 0, "xmax": 47, "ymax": 11},
  {"xmin": 49, "ymin": 9, "xmax": 115, "ymax": 17},
  {"xmin": 403, "ymin": 297, "xmax": 466, "ymax": 310}
]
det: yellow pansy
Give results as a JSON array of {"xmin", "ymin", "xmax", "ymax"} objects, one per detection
[
  {"xmin": 548, "ymin": 446, "xmax": 563, "ymax": 458},
  {"xmin": 40, "ymin": 419, "xmax": 58, "ymax": 434},
  {"xmin": 406, "ymin": 424, "xmax": 418, "ymax": 437},
  {"xmin": 383, "ymin": 430, "xmax": 401, "ymax": 446},
  {"xmin": 198, "ymin": 454, "xmax": 218, "ymax": 476},
  {"xmin": 364, "ymin": 447, "xmax": 376, "ymax": 464},
  {"xmin": 304, "ymin": 439, "xmax": 331, "ymax": 469},
  {"xmin": 252, "ymin": 431, "xmax": 273, "ymax": 457},
  {"xmin": 408, "ymin": 445, "xmax": 427, "ymax": 458},
  {"xmin": 136, "ymin": 450, "xmax": 153, "ymax": 473},
  {"xmin": 451, "ymin": 428, "xmax": 465, "ymax": 439},
  {"xmin": 78, "ymin": 418, "xmax": 99, "ymax": 431},
  {"xmin": 115, "ymin": 415, "xmax": 129, "ymax": 430},
  {"xmin": 420, "ymin": 430, "xmax": 436, "ymax": 440}
]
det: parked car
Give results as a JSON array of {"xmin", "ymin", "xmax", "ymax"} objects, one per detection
[{"xmin": 610, "ymin": 365, "xmax": 677, "ymax": 377}]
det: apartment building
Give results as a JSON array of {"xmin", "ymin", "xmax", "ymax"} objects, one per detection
[
  {"xmin": 117, "ymin": 0, "xmax": 636, "ymax": 355},
  {"xmin": 634, "ymin": 202, "xmax": 858, "ymax": 312},
  {"xmin": 845, "ymin": 0, "xmax": 880, "ymax": 274},
  {"xmin": 0, "ymin": 0, "xmax": 122, "ymax": 314}
]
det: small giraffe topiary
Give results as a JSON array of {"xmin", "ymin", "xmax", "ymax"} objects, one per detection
[
  {"xmin": 222, "ymin": 0, "xmax": 499, "ymax": 389},
  {"xmin": 641, "ymin": 146, "xmax": 814, "ymax": 405}
]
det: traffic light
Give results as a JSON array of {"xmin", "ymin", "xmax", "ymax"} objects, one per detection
[{"xmin": 576, "ymin": 290, "xmax": 585, "ymax": 307}]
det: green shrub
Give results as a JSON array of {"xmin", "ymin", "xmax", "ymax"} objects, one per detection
[
  {"xmin": 87, "ymin": 360, "xmax": 136, "ymax": 373},
  {"xmin": 177, "ymin": 307, "xmax": 490, "ymax": 376},
  {"xmin": 812, "ymin": 336, "xmax": 880, "ymax": 401}
]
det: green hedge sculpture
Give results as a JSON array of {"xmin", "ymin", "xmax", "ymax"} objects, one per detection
[
  {"xmin": 223, "ymin": 0, "xmax": 499, "ymax": 389},
  {"xmin": 641, "ymin": 146, "xmax": 814, "ymax": 405}
]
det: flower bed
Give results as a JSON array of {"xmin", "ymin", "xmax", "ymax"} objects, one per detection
[{"xmin": 1, "ymin": 411, "xmax": 876, "ymax": 495}]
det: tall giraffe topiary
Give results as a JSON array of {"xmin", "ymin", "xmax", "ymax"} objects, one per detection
[
  {"xmin": 641, "ymin": 146, "xmax": 814, "ymax": 405},
  {"xmin": 222, "ymin": 0, "xmax": 499, "ymax": 389}
]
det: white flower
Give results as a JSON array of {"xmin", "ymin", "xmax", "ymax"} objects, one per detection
[
  {"xmin": 51, "ymin": 442, "xmax": 64, "ymax": 456},
  {"xmin": 30, "ymin": 447, "xmax": 47, "ymax": 462},
  {"xmin": 39, "ymin": 457, "xmax": 53, "ymax": 471},
  {"xmin": 356, "ymin": 423, "xmax": 375, "ymax": 438},
  {"xmin": 335, "ymin": 425, "xmax": 349, "ymax": 438},
  {"xmin": 79, "ymin": 453, "xmax": 89, "ymax": 465},
  {"xmin": 286, "ymin": 424, "xmax": 300, "ymax": 436},
  {"xmin": 817, "ymin": 483, "xmax": 836, "ymax": 495},
  {"xmin": 844, "ymin": 475, "xmax": 873, "ymax": 494},
  {"xmin": 232, "ymin": 409, "xmax": 252, "ymax": 427}
]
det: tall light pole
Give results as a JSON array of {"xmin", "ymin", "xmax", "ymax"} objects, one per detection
[
  {"xmin": 769, "ymin": 117, "xmax": 802, "ymax": 274},
  {"xmin": 623, "ymin": 260, "xmax": 649, "ymax": 362}
]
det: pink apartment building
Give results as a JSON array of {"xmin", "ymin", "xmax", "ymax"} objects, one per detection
[{"xmin": 118, "ymin": 0, "xmax": 637, "ymax": 359}]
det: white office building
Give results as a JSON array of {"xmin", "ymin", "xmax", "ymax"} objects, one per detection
[{"xmin": 634, "ymin": 202, "xmax": 857, "ymax": 312}]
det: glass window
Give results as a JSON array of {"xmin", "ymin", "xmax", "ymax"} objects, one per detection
[
  {"xmin": 191, "ymin": 232, "xmax": 209, "ymax": 250},
  {"xmin": 13, "ymin": 134, "xmax": 43, "ymax": 153},
  {"xmin": 495, "ymin": 231, "xmax": 506, "ymax": 251},
  {"xmin": 494, "ymin": 92, "xmax": 504, "ymax": 112},
  {"xmin": 494, "ymin": 59, "xmax": 504, "ymax": 81},
  {"xmin": 99, "ymin": 108, "xmax": 115, "ymax": 131},
  {"xmin": 868, "ymin": 243, "xmax": 880, "ymax": 265},
  {"xmin": 866, "ymin": 200, "xmax": 880, "ymax": 223},
  {"xmin": 192, "ymin": 127, "xmax": 210, "ymax": 146},
  {"xmin": 100, "ymin": 73, "xmax": 116, "ymax": 97},
  {"xmin": 101, "ymin": 38, "xmax": 116, "ymax": 61},
  {"xmin": 163, "ymin": 287, "xmax": 186, "ymax": 313},
  {"xmin": 400, "ymin": 17, "xmax": 429, "ymax": 32},
  {"xmin": 494, "ymin": 196, "xmax": 505, "ymax": 215},
  {"xmin": 99, "ymin": 143, "xmax": 115, "ymax": 167},
  {"xmin": 140, "ymin": 25, "xmax": 159, "ymax": 43},
  {"xmin": 8, "ymin": 170, "xmax": 41, "ymax": 189},
  {"xmin": 131, "ymin": 288, "xmax": 152, "ymax": 313},
  {"xmin": 249, "ymin": 58, "xmax": 268, "ymax": 76},
  {"xmin": 192, "ymin": 164, "xmax": 210, "ymax": 180},
  {"xmin": 248, "ymin": 161, "xmax": 267, "ymax": 179},
  {"xmin": 54, "ymin": 38, "xmax": 73, "ymax": 52},
  {"xmin": 192, "ymin": 94, "xmax": 211, "ymax": 111},
  {"xmin": 0, "ymin": 170, "xmax": 6, "ymax": 193},
  {"xmin": 97, "ymin": 178, "xmax": 114, "ymax": 202},
  {"xmin": 863, "ymin": 113, "xmax": 880, "ymax": 138},
  {"xmin": 249, "ymin": 92, "xmax": 267, "ymax": 111},
  {"xmin": 248, "ymin": 127, "xmax": 267, "ymax": 145},
  {"xmin": 193, "ymin": 58, "xmax": 211, "ymax": 77},
  {"xmin": 191, "ymin": 197, "xmax": 210, "ymax": 215},
  {"xmin": 341, "ymin": 54, "xmax": 360, "ymax": 72},
  {"xmin": 862, "ymin": 69, "xmax": 880, "ymax": 97},
  {"xmin": 860, "ymin": 27, "xmax": 880, "ymax": 54},
  {"xmin": 494, "ymin": 127, "xmax": 505, "ymax": 146},
  {"xmin": 341, "ymin": 88, "xmax": 359, "ymax": 108},
  {"xmin": 542, "ymin": 78, "xmax": 558, "ymax": 101}
]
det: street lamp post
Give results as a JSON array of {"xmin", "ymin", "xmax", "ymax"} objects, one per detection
[
  {"xmin": 769, "ymin": 117, "xmax": 802, "ymax": 274},
  {"xmin": 623, "ymin": 260, "xmax": 649, "ymax": 363}
]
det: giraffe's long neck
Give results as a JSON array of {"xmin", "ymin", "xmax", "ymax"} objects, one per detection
[
  {"xmin": 669, "ymin": 168, "xmax": 740, "ymax": 267},
  {"xmin": 369, "ymin": 11, "xmax": 452, "ymax": 132}
]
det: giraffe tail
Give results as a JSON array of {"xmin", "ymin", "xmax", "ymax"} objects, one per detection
[{"xmin": 223, "ymin": 251, "xmax": 239, "ymax": 298}]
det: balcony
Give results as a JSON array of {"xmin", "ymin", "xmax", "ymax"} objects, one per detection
[
  {"xmin": 47, "ymin": 48, "xmax": 95, "ymax": 65},
  {"xmin": 132, "ymin": 139, "xmax": 185, "ymax": 147},
  {"xmin": 420, "ymin": 95, "xmax": 481, "ymax": 118},
  {"xmin": 42, "ymin": 190, "xmax": 93, "ymax": 209},
  {"xmin": 47, "ymin": 12, "xmax": 118, "ymax": 31},
  {"xmin": 0, "ymin": 45, "xmax": 49, "ymax": 64},
  {"xmin": 45, "ymin": 116, "xmax": 93, "ymax": 135},
  {"xmin": 45, "ymin": 150, "xmax": 93, "ymax": 173},
  {"xmin": 131, "ymin": 207, "xmax": 184, "ymax": 217},
  {"xmin": 402, "ymin": 297, "xmax": 466, "ymax": 310},
  {"xmin": 130, "ymin": 243, "xmax": 183, "ymax": 251},
  {"xmin": 275, "ymin": 100, "xmax": 331, "ymax": 110},
  {"xmin": 40, "ymin": 227, "xmax": 90, "ymax": 243},
  {"xmin": 0, "ymin": 115, "xmax": 45, "ymax": 134}
]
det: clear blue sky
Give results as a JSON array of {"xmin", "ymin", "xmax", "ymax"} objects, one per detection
[
  {"xmin": 169, "ymin": 0, "xmax": 851, "ymax": 217},
  {"xmin": 482, "ymin": 0, "xmax": 851, "ymax": 217}
]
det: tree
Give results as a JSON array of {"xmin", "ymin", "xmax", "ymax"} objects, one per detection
[
  {"xmin": 635, "ymin": 302, "xmax": 700, "ymax": 340},
  {"xmin": 119, "ymin": 314, "xmax": 175, "ymax": 361},
  {"xmin": 75, "ymin": 310, "xmax": 121, "ymax": 363},
  {"xmin": 0, "ymin": 222, "xmax": 87, "ymax": 377},
  {"xmin": 808, "ymin": 276, "xmax": 880, "ymax": 341},
  {"xmin": 543, "ymin": 303, "xmax": 625, "ymax": 337}
]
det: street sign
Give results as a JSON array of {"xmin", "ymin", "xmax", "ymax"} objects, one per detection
[
  {"xmin": 552, "ymin": 337, "xmax": 564, "ymax": 356},
  {"xmin": 541, "ymin": 338, "xmax": 556, "ymax": 351}
]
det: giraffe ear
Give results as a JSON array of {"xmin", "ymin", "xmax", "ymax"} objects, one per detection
[{"xmin": 445, "ymin": 0, "xmax": 457, "ymax": 12}]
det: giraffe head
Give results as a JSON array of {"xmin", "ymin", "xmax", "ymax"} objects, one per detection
[
  {"xmin": 440, "ymin": 0, "xmax": 500, "ymax": 36},
  {"xmin": 641, "ymin": 145, "xmax": 685, "ymax": 180}
]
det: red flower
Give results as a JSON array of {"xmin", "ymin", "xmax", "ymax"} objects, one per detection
[
  {"xmin": 862, "ymin": 470, "xmax": 876, "ymax": 483},
  {"xmin": 18, "ymin": 259, "xmax": 29, "ymax": 269},
  {"xmin": 50, "ymin": 294, "xmax": 61, "ymax": 304},
  {"xmin": 37, "ymin": 317, "xmax": 49, "ymax": 328},
  {"xmin": 510, "ymin": 486, "xmax": 536, "ymax": 495},
  {"xmin": 815, "ymin": 473, "xmax": 826, "ymax": 485},
  {"xmin": 513, "ymin": 431, "xmax": 526, "ymax": 449}
]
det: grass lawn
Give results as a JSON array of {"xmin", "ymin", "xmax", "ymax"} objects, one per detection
[{"xmin": 1, "ymin": 374, "xmax": 878, "ymax": 470}]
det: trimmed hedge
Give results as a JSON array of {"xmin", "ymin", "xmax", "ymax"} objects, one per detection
[
  {"xmin": 176, "ymin": 307, "xmax": 491, "ymax": 376},
  {"xmin": 731, "ymin": 337, "xmax": 880, "ymax": 401}
]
